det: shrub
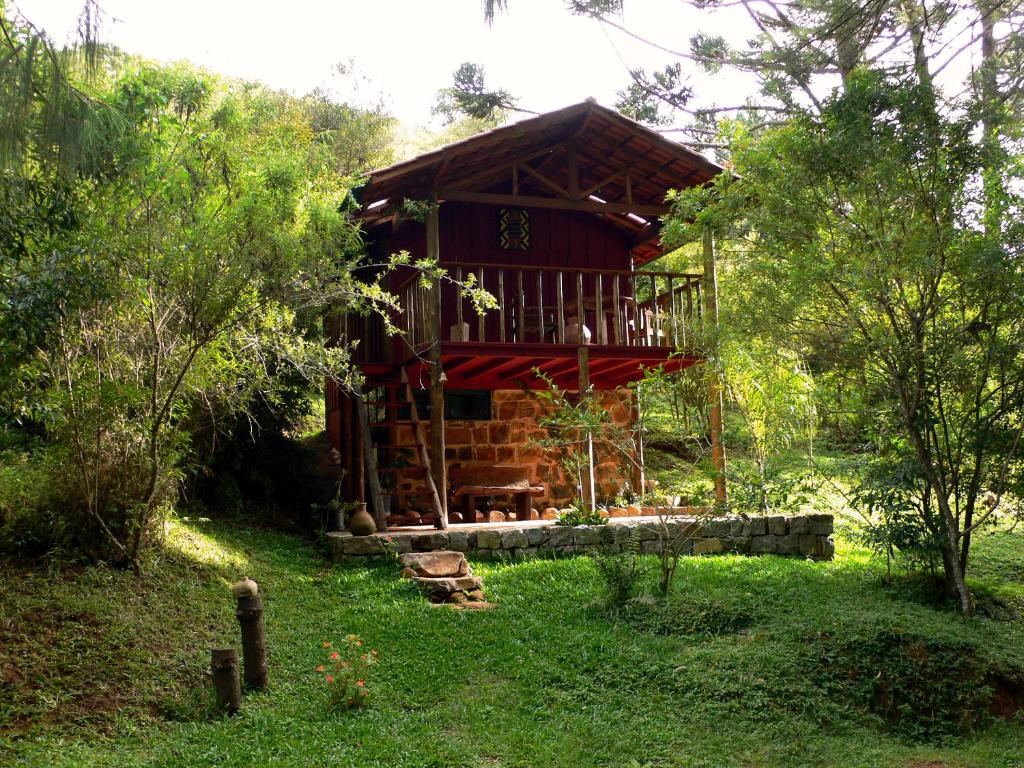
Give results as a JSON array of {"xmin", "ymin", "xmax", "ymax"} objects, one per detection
[
  {"xmin": 556, "ymin": 499, "xmax": 607, "ymax": 527},
  {"xmin": 317, "ymin": 635, "xmax": 378, "ymax": 712},
  {"xmin": 593, "ymin": 541, "xmax": 645, "ymax": 613}
]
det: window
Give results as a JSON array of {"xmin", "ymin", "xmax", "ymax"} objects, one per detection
[{"xmin": 410, "ymin": 389, "xmax": 492, "ymax": 421}]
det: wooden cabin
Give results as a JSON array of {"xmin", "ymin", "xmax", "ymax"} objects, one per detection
[{"xmin": 327, "ymin": 100, "xmax": 727, "ymax": 530}]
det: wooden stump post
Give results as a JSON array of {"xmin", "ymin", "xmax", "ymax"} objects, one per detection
[
  {"xmin": 233, "ymin": 579, "xmax": 268, "ymax": 691},
  {"xmin": 210, "ymin": 648, "xmax": 241, "ymax": 714}
]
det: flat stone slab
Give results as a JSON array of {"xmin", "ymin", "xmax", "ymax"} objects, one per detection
[
  {"xmin": 412, "ymin": 575, "xmax": 483, "ymax": 593},
  {"xmin": 399, "ymin": 551, "xmax": 468, "ymax": 578}
]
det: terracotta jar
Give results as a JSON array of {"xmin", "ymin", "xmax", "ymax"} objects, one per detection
[{"xmin": 349, "ymin": 503, "xmax": 377, "ymax": 536}]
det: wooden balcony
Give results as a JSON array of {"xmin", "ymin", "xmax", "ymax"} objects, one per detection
[{"xmin": 345, "ymin": 261, "xmax": 706, "ymax": 389}]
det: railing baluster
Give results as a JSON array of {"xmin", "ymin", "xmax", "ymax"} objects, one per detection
[
  {"xmin": 556, "ymin": 271, "xmax": 565, "ymax": 344},
  {"xmin": 498, "ymin": 269, "xmax": 506, "ymax": 343},
  {"xmin": 536, "ymin": 269, "xmax": 545, "ymax": 343},
  {"xmin": 517, "ymin": 270, "xmax": 526, "ymax": 343},
  {"xmin": 649, "ymin": 274, "xmax": 659, "ymax": 346},
  {"xmin": 595, "ymin": 272, "xmax": 606, "ymax": 345},
  {"xmin": 667, "ymin": 276, "xmax": 676, "ymax": 348},
  {"xmin": 630, "ymin": 272, "xmax": 638, "ymax": 346},
  {"xmin": 576, "ymin": 271, "xmax": 585, "ymax": 345},
  {"xmin": 477, "ymin": 268, "xmax": 486, "ymax": 342},
  {"xmin": 454, "ymin": 267, "xmax": 464, "ymax": 341},
  {"xmin": 611, "ymin": 273, "xmax": 621, "ymax": 345}
]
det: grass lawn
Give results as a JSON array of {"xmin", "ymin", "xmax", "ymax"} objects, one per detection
[{"xmin": 1, "ymin": 514, "xmax": 1022, "ymax": 768}]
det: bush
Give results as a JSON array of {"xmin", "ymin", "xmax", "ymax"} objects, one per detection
[
  {"xmin": 556, "ymin": 499, "xmax": 608, "ymax": 527},
  {"xmin": 593, "ymin": 549, "xmax": 646, "ymax": 613}
]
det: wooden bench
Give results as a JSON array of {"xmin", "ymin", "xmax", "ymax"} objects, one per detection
[{"xmin": 450, "ymin": 465, "xmax": 544, "ymax": 522}]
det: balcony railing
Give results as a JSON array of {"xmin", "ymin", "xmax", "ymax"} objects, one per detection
[
  {"xmin": 339, "ymin": 262, "xmax": 705, "ymax": 368},
  {"xmin": 397, "ymin": 261, "xmax": 703, "ymax": 353}
]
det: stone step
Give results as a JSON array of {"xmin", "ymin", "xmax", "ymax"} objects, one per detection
[
  {"xmin": 398, "ymin": 551, "xmax": 469, "ymax": 578},
  {"xmin": 411, "ymin": 575, "xmax": 486, "ymax": 604}
]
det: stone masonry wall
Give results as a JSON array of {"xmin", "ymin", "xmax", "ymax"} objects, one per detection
[
  {"xmin": 391, "ymin": 388, "xmax": 639, "ymax": 511},
  {"xmin": 329, "ymin": 513, "xmax": 835, "ymax": 564}
]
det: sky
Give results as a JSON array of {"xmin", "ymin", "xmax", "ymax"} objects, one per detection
[{"xmin": 18, "ymin": 0, "xmax": 762, "ymax": 130}]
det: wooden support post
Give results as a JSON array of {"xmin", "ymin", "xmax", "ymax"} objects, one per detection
[
  {"xmin": 577, "ymin": 345, "xmax": 596, "ymax": 512},
  {"xmin": 210, "ymin": 648, "xmax": 241, "ymax": 714},
  {"xmin": 341, "ymin": 394, "xmax": 353, "ymax": 500},
  {"xmin": 703, "ymin": 230, "xmax": 727, "ymax": 504},
  {"xmin": 233, "ymin": 580, "xmax": 268, "ymax": 691},
  {"xmin": 426, "ymin": 199, "xmax": 448, "ymax": 529},
  {"xmin": 355, "ymin": 392, "xmax": 386, "ymax": 530}
]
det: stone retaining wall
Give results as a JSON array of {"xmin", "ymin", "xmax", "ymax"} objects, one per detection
[{"xmin": 329, "ymin": 514, "xmax": 834, "ymax": 564}]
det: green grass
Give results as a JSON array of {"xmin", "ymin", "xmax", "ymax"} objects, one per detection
[{"xmin": 2, "ymin": 515, "xmax": 1022, "ymax": 768}]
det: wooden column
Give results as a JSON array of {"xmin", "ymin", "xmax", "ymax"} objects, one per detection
[
  {"xmin": 426, "ymin": 199, "xmax": 448, "ymax": 529},
  {"xmin": 355, "ymin": 392, "xmax": 386, "ymax": 531},
  {"xmin": 341, "ymin": 394, "xmax": 354, "ymax": 499},
  {"xmin": 703, "ymin": 230, "xmax": 727, "ymax": 504},
  {"xmin": 578, "ymin": 344, "xmax": 596, "ymax": 512}
]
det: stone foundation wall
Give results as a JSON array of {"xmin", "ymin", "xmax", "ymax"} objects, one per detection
[
  {"xmin": 390, "ymin": 388, "xmax": 639, "ymax": 511},
  {"xmin": 329, "ymin": 513, "xmax": 835, "ymax": 564}
]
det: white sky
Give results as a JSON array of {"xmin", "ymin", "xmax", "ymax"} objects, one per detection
[{"xmin": 19, "ymin": 0, "xmax": 762, "ymax": 129}]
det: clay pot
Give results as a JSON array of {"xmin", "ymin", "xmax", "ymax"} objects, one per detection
[
  {"xmin": 349, "ymin": 503, "xmax": 377, "ymax": 536},
  {"xmin": 565, "ymin": 320, "xmax": 592, "ymax": 345}
]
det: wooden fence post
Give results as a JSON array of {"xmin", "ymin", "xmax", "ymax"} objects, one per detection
[
  {"xmin": 233, "ymin": 579, "xmax": 268, "ymax": 691},
  {"xmin": 210, "ymin": 648, "xmax": 241, "ymax": 714}
]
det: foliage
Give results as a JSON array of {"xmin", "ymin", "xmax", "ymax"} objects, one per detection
[
  {"xmin": 432, "ymin": 62, "xmax": 520, "ymax": 125},
  {"xmin": 317, "ymin": 635, "xmax": 378, "ymax": 712},
  {"xmin": 717, "ymin": 340, "xmax": 816, "ymax": 515},
  {"xmin": 672, "ymin": 71, "xmax": 1024, "ymax": 614},
  {"xmin": 555, "ymin": 499, "xmax": 607, "ymax": 527},
  {"xmin": 592, "ymin": 538, "xmax": 645, "ymax": 612},
  {"xmin": 0, "ymin": 10, "xmax": 413, "ymax": 566},
  {"xmin": 851, "ymin": 456, "xmax": 947, "ymax": 581}
]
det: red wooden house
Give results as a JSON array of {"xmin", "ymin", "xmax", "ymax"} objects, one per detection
[{"xmin": 327, "ymin": 100, "xmax": 726, "ymax": 530}]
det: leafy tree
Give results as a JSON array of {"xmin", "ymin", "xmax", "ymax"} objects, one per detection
[
  {"xmin": 673, "ymin": 72, "xmax": 1024, "ymax": 614},
  {"xmin": 0, "ymin": 7, "xmax": 411, "ymax": 567}
]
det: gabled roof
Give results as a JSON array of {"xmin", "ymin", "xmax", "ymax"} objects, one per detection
[{"xmin": 356, "ymin": 100, "xmax": 727, "ymax": 263}]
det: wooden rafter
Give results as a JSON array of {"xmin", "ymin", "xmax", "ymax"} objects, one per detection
[{"xmin": 437, "ymin": 189, "xmax": 668, "ymax": 217}]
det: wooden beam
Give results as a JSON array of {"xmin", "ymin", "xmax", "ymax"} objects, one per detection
[
  {"xmin": 580, "ymin": 169, "xmax": 623, "ymax": 199},
  {"xmin": 401, "ymin": 367, "xmax": 445, "ymax": 526},
  {"xmin": 516, "ymin": 161, "xmax": 568, "ymax": 199},
  {"xmin": 437, "ymin": 189, "xmax": 668, "ymax": 217},
  {"xmin": 567, "ymin": 139, "xmax": 580, "ymax": 199},
  {"xmin": 577, "ymin": 344, "xmax": 596, "ymax": 511},
  {"xmin": 341, "ymin": 394, "xmax": 354, "ymax": 500},
  {"xmin": 425, "ymin": 198, "xmax": 448, "ymax": 529},
  {"xmin": 354, "ymin": 392, "xmax": 386, "ymax": 531}
]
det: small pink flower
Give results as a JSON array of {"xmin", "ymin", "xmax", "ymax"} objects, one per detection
[
  {"xmin": 322, "ymin": 641, "xmax": 332, "ymax": 648},
  {"xmin": 329, "ymin": 651, "xmax": 340, "ymax": 661},
  {"xmin": 325, "ymin": 674, "xmax": 334, "ymax": 684},
  {"xmin": 357, "ymin": 680, "xmax": 365, "ymax": 687},
  {"xmin": 315, "ymin": 665, "xmax": 325, "ymax": 673}
]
